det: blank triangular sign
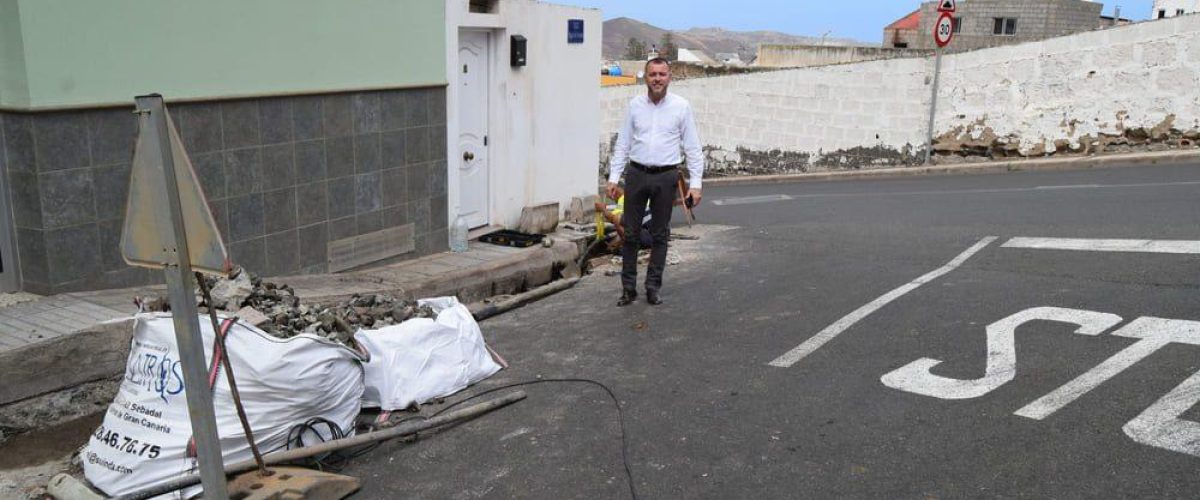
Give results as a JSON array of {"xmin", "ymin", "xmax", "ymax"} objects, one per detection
[
  {"xmin": 938, "ymin": 0, "xmax": 956, "ymax": 12},
  {"xmin": 121, "ymin": 103, "xmax": 231, "ymax": 276}
]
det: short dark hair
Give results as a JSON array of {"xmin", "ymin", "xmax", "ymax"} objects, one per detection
[{"xmin": 645, "ymin": 57, "xmax": 670, "ymax": 71}]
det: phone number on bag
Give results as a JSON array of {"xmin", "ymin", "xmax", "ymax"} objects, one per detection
[{"xmin": 92, "ymin": 425, "xmax": 162, "ymax": 458}]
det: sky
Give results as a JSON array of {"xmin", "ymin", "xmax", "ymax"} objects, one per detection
[{"xmin": 571, "ymin": 0, "xmax": 1156, "ymax": 45}]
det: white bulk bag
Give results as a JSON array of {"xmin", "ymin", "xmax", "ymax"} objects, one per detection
[
  {"xmin": 356, "ymin": 297, "xmax": 502, "ymax": 410},
  {"xmin": 83, "ymin": 313, "xmax": 366, "ymax": 498}
]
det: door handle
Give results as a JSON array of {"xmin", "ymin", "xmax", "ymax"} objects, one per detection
[{"xmin": 463, "ymin": 151, "xmax": 475, "ymax": 162}]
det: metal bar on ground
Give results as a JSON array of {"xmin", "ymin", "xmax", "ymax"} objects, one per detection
[
  {"xmin": 471, "ymin": 278, "xmax": 581, "ymax": 321},
  {"xmin": 114, "ymin": 390, "xmax": 528, "ymax": 500}
]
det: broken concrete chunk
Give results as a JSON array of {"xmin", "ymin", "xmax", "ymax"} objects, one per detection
[
  {"xmin": 234, "ymin": 306, "xmax": 271, "ymax": 327},
  {"xmin": 517, "ymin": 202, "xmax": 560, "ymax": 235},
  {"xmin": 209, "ymin": 270, "xmax": 253, "ymax": 309}
]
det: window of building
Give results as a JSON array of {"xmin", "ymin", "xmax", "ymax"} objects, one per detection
[
  {"xmin": 1158, "ymin": 9, "xmax": 1167, "ymax": 18},
  {"xmin": 1178, "ymin": 9, "xmax": 1186, "ymax": 15},
  {"xmin": 952, "ymin": 17, "xmax": 963, "ymax": 33},
  {"xmin": 992, "ymin": 17, "xmax": 1017, "ymax": 35},
  {"xmin": 469, "ymin": 0, "xmax": 498, "ymax": 13},
  {"xmin": 895, "ymin": 42, "xmax": 909, "ymax": 48}
]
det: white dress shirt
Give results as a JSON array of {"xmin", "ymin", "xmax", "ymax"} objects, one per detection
[{"xmin": 608, "ymin": 92, "xmax": 705, "ymax": 189}]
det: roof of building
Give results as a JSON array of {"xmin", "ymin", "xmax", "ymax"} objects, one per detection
[{"xmin": 885, "ymin": 9, "xmax": 921, "ymax": 31}]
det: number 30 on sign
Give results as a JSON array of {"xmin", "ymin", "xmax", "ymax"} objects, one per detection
[{"xmin": 934, "ymin": 12, "xmax": 954, "ymax": 48}]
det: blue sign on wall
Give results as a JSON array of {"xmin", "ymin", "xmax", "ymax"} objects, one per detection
[{"xmin": 568, "ymin": 19, "xmax": 584, "ymax": 44}]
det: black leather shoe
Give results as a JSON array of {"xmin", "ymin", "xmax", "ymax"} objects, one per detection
[
  {"xmin": 617, "ymin": 290, "xmax": 637, "ymax": 307},
  {"xmin": 646, "ymin": 290, "xmax": 662, "ymax": 306}
]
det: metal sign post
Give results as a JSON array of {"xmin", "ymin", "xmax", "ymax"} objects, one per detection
[
  {"xmin": 923, "ymin": 48, "xmax": 944, "ymax": 165},
  {"xmin": 128, "ymin": 95, "xmax": 229, "ymax": 499},
  {"xmin": 925, "ymin": 11, "xmax": 955, "ymax": 165}
]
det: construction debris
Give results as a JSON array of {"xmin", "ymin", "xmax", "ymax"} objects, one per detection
[
  {"xmin": 138, "ymin": 267, "xmax": 436, "ymax": 346},
  {"xmin": 610, "ymin": 249, "xmax": 683, "ymax": 267}
]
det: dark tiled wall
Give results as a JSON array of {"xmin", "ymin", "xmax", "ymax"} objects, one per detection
[{"xmin": 0, "ymin": 87, "xmax": 448, "ymax": 295}]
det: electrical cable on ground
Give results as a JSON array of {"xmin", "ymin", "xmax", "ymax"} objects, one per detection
[
  {"xmin": 287, "ymin": 379, "xmax": 640, "ymax": 498},
  {"xmin": 432, "ymin": 378, "xmax": 639, "ymax": 500}
]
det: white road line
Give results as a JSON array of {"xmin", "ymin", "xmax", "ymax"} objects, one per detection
[
  {"xmin": 1124, "ymin": 366, "xmax": 1200, "ymax": 458},
  {"xmin": 882, "ymin": 307, "xmax": 1123, "ymax": 400},
  {"xmin": 1002, "ymin": 237, "xmax": 1200, "ymax": 254},
  {"xmin": 712, "ymin": 194, "xmax": 793, "ymax": 206},
  {"xmin": 1035, "ymin": 184, "xmax": 1102, "ymax": 190},
  {"xmin": 768, "ymin": 236, "xmax": 998, "ymax": 368},
  {"xmin": 1017, "ymin": 316, "xmax": 1200, "ymax": 421}
]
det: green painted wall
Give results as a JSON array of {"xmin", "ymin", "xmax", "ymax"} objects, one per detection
[
  {"xmin": 0, "ymin": 0, "xmax": 30, "ymax": 108},
  {"xmin": 2, "ymin": 0, "xmax": 446, "ymax": 110}
]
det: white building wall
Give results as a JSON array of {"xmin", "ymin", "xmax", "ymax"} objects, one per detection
[
  {"xmin": 446, "ymin": 0, "xmax": 601, "ymax": 230},
  {"xmin": 677, "ymin": 48, "xmax": 706, "ymax": 64},
  {"xmin": 1152, "ymin": 0, "xmax": 1199, "ymax": 18},
  {"xmin": 600, "ymin": 14, "xmax": 1200, "ymax": 170}
]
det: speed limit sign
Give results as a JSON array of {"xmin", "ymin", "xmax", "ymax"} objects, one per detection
[{"xmin": 934, "ymin": 12, "xmax": 954, "ymax": 48}]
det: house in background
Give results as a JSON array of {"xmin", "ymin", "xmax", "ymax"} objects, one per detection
[
  {"xmin": 885, "ymin": 0, "xmax": 1119, "ymax": 51},
  {"xmin": 677, "ymin": 48, "xmax": 718, "ymax": 65},
  {"xmin": 1152, "ymin": 0, "xmax": 1199, "ymax": 18},
  {"xmin": 715, "ymin": 52, "xmax": 746, "ymax": 66},
  {"xmin": 0, "ymin": 0, "xmax": 599, "ymax": 295},
  {"xmin": 884, "ymin": 9, "xmax": 922, "ymax": 48}
]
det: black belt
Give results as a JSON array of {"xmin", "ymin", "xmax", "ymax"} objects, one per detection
[{"xmin": 630, "ymin": 161, "xmax": 679, "ymax": 174}]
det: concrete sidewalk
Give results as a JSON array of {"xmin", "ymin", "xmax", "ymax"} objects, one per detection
[{"xmin": 0, "ymin": 230, "xmax": 588, "ymax": 429}]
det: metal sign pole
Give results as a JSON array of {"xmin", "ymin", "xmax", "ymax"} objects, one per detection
[
  {"xmin": 135, "ymin": 95, "xmax": 230, "ymax": 499},
  {"xmin": 923, "ymin": 48, "xmax": 944, "ymax": 165}
]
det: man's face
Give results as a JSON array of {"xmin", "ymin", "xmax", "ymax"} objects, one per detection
[{"xmin": 645, "ymin": 62, "xmax": 671, "ymax": 96}]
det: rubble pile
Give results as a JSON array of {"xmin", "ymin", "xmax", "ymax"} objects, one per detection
[{"xmin": 143, "ymin": 268, "xmax": 436, "ymax": 345}]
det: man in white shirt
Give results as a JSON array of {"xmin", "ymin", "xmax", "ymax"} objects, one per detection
[{"xmin": 607, "ymin": 57, "xmax": 705, "ymax": 307}]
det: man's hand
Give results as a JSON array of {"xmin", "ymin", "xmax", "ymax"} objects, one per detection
[
  {"xmin": 606, "ymin": 182, "xmax": 620, "ymax": 201},
  {"xmin": 686, "ymin": 188, "xmax": 702, "ymax": 207}
]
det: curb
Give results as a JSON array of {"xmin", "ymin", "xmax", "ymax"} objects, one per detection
[{"xmin": 703, "ymin": 150, "xmax": 1200, "ymax": 187}]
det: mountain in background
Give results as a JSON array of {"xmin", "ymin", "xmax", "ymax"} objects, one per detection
[{"xmin": 603, "ymin": 17, "xmax": 871, "ymax": 61}]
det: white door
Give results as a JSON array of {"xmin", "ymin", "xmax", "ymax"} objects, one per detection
[{"xmin": 458, "ymin": 30, "xmax": 490, "ymax": 228}]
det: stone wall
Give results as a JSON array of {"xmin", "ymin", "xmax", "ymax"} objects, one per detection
[
  {"xmin": 936, "ymin": 15, "xmax": 1200, "ymax": 155},
  {"xmin": 0, "ymin": 87, "xmax": 448, "ymax": 294},
  {"xmin": 600, "ymin": 57, "xmax": 931, "ymax": 177},
  {"xmin": 755, "ymin": 44, "xmax": 933, "ymax": 68},
  {"xmin": 599, "ymin": 15, "xmax": 1200, "ymax": 176}
]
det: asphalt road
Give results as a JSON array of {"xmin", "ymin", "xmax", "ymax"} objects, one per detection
[{"xmin": 346, "ymin": 164, "xmax": 1200, "ymax": 499}]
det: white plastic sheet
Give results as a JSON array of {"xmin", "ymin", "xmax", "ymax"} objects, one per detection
[
  {"xmin": 83, "ymin": 313, "xmax": 366, "ymax": 498},
  {"xmin": 356, "ymin": 297, "xmax": 502, "ymax": 410}
]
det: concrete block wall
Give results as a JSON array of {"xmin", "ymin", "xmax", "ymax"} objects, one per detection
[
  {"xmin": 938, "ymin": 13, "xmax": 1200, "ymax": 152},
  {"xmin": 600, "ymin": 57, "xmax": 932, "ymax": 175},
  {"xmin": 0, "ymin": 87, "xmax": 449, "ymax": 294},
  {"xmin": 600, "ymin": 14, "xmax": 1200, "ymax": 175},
  {"xmin": 755, "ymin": 44, "xmax": 934, "ymax": 69}
]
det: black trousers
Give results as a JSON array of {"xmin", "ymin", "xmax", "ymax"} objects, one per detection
[{"xmin": 621, "ymin": 165, "xmax": 676, "ymax": 293}]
